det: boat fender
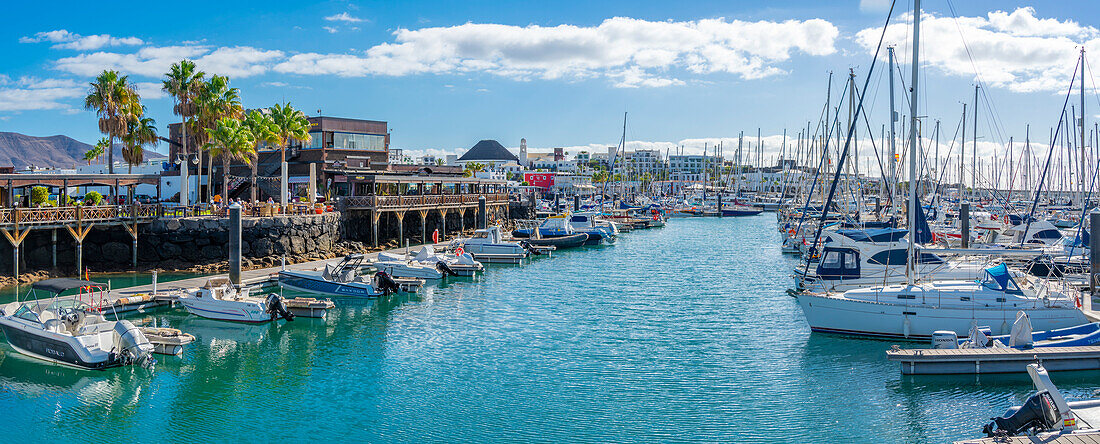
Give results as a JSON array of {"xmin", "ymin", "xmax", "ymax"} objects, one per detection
[
  {"xmin": 902, "ymin": 316, "xmax": 911, "ymax": 338},
  {"xmin": 432, "ymin": 229, "xmax": 439, "ymax": 244},
  {"xmin": 264, "ymin": 293, "xmax": 295, "ymax": 321}
]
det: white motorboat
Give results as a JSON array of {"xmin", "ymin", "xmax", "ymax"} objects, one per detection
[
  {"xmin": 453, "ymin": 226, "xmax": 531, "ymax": 263},
  {"xmin": 796, "ymin": 264, "xmax": 1087, "ymax": 339},
  {"xmin": 375, "ymin": 251, "xmax": 446, "ymax": 280},
  {"xmin": 407, "ymin": 245, "xmax": 483, "ymax": 276},
  {"xmin": 279, "ymin": 254, "xmax": 388, "ymax": 297},
  {"xmin": 0, "ymin": 278, "xmax": 155, "ymax": 370},
  {"xmin": 178, "ymin": 278, "xmax": 294, "ymax": 323}
]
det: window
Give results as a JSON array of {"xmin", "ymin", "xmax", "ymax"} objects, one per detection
[{"xmin": 332, "ymin": 132, "xmax": 385, "ymax": 151}]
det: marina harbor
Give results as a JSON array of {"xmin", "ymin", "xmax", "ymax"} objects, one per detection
[{"xmin": 8, "ymin": 0, "xmax": 1100, "ymax": 442}]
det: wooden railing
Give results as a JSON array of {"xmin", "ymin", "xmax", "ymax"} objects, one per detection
[
  {"xmin": 341, "ymin": 193, "xmax": 510, "ymax": 210},
  {"xmin": 0, "ymin": 204, "xmax": 162, "ymax": 226}
]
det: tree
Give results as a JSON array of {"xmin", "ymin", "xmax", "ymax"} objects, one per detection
[
  {"xmin": 194, "ymin": 75, "xmax": 243, "ymax": 203},
  {"xmin": 270, "ymin": 102, "xmax": 312, "ymax": 208},
  {"xmin": 84, "ymin": 191, "xmax": 103, "ymax": 206},
  {"xmin": 84, "ymin": 138, "xmax": 108, "ymax": 165},
  {"xmin": 162, "ymin": 60, "xmax": 205, "ymax": 206},
  {"xmin": 242, "ymin": 110, "xmax": 278, "ymax": 202},
  {"xmin": 30, "ymin": 186, "xmax": 49, "ymax": 207},
  {"xmin": 84, "ymin": 70, "xmax": 137, "ymax": 174},
  {"xmin": 204, "ymin": 117, "xmax": 256, "ymax": 203},
  {"xmin": 592, "ymin": 170, "xmax": 609, "ymax": 183},
  {"xmin": 463, "ymin": 162, "xmax": 486, "ymax": 178},
  {"xmin": 121, "ymin": 103, "xmax": 158, "ymax": 174}
]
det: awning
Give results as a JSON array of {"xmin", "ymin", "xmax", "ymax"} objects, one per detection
[{"xmin": 31, "ymin": 278, "xmax": 103, "ymax": 294}]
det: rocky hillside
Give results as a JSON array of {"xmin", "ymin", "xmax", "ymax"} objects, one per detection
[{"xmin": 0, "ymin": 131, "xmax": 164, "ymax": 169}]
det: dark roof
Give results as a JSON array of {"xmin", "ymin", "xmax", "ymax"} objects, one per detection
[
  {"xmin": 459, "ymin": 140, "xmax": 518, "ymax": 162},
  {"xmin": 31, "ymin": 278, "xmax": 103, "ymax": 294}
]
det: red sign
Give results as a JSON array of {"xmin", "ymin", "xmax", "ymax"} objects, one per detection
[{"xmin": 524, "ymin": 173, "xmax": 555, "ymax": 189}]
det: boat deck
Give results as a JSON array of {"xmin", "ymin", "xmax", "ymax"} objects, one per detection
[{"xmin": 887, "ymin": 346, "xmax": 1100, "ymax": 374}]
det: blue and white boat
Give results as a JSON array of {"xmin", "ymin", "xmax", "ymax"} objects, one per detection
[{"xmin": 279, "ymin": 254, "xmax": 386, "ymax": 298}]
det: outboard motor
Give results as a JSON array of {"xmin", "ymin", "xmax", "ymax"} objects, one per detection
[
  {"xmin": 264, "ymin": 293, "xmax": 295, "ymax": 321},
  {"xmin": 114, "ymin": 320, "xmax": 156, "ymax": 369},
  {"xmin": 435, "ymin": 261, "xmax": 458, "ymax": 277},
  {"xmin": 983, "ymin": 391, "xmax": 1060, "ymax": 437},
  {"xmin": 519, "ymin": 240, "xmax": 541, "ymax": 256},
  {"xmin": 931, "ymin": 331, "xmax": 959, "ymax": 349},
  {"xmin": 374, "ymin": 271, "xmax": 400, "ymax": 295}
]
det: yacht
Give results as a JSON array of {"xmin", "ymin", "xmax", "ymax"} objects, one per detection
[
  {"xmin": 0, "ymin": 279, "xmax": 155, "ymax": 369},
  {"xmin": 796, "ymin": 264, "xmax": 1087, "ymax": 339},
  {"xmin": 178, "ymin": 278, "xmax": 294, "ymax": 323}
]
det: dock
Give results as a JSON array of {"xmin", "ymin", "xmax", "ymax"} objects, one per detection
[
  {"xmin": 887, "ymin": 345, "xmax": 1100, "ymax": 375},
  {"xmin": 956, "ymin": 434, "xmax": 1100, "ymax": 443}
]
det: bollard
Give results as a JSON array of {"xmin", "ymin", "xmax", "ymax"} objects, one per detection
[
  {"xmin": 717, "ymin": 194, "xmax": 723, "ymax": 217},
  {"xmin": 554, "ymin": 194, "xmax": 560, "ymax": 212},
  {"xmin": 960, "ymin": 202, "xmax": 970, "ymax": 249},
  {"xmin": 1090, "ymin": 211, "xmax": 1100, "ymax": 298},
  {"xmin": 478, "ymin": 196, "xmax": 487, "ymax": 229},
  {"xmin": 152, "ymin": 270, "xmax": 158, "ymax": 295},
  {"xmin": 229, "ymin": 203, "xmax": 242, "ymax": 286},
  {"xmin": 574, "ymin": 195, "xmax": 580, "ymax": 212}
]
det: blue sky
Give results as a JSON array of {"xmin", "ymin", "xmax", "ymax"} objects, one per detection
[{"xmin": 3, "ymin": 0, "xmax": 1100, "ymax": 165}]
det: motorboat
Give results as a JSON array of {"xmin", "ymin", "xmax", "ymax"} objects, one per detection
[
  {"xmin": 279, "ymin": 254, "xmax": 386, "ymax": 297},
  {"xmin": 406, "ymin": 245, "xmax": 484, "ymax": 276},
  {"xmin": 452, "ymin": 226, "xmax": 533, "ymax": 263},
  {"xmin": 178, "ymin": 278, "xmax": 295, "ymax": 323},
  {"xmin": 0, "ymin": 278, "xmax": 155, "ymax": 370},
  {"xmin": 565, "ymin": 212, "xmax": 618, "ymax": 244},
  {"xmin": 974, "ymin": 364, "xmax": 1100, "ymax": 440},
  {"xmin": 795, "ymin": 264, "xmax": 1088, "ymax": 339},
  {"xmin": 938, "ymin": 311, "xmax": 1100, "ymax": 350},
  {"xmin": 375, "ymin": 251, "xmax": 446, "ymax": 280}
]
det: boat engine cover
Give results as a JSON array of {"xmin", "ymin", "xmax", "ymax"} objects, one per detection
[
  {"xmin": 931, "ymin": 331, "xmax": 959, "ymax": 349},
  {"xmin": 983, "ymin": 391, "xmax": 1060, "ymax": 437},
  {"xmin": 114, "ymin": 320, "xmax": 155, "ymax": 368}
]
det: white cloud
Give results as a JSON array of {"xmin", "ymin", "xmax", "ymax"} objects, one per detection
[
  {"xmin": 859, "ymin": 0, "xmax": 891, "ymax": 13},
  {"xmin": 275, "ymin": 16, "xmax": 839, "ymax": 87},
  {"xmin": 20, "ymin": 29, "xmax": 143, "ymax": 50},
  {"xmin": 0, "ymin": 78, "xmax": 83, "ymax": 112},
  {"xmin": 325, "ymin": 12, "xmax": 364, "ymax": 23},
  {"xmin": 55, "ymin": 45, "xmax": 283, "ymax": 78},
  {"xmin": 323, "ymin": 26, "xmax": 339, "ymax": 34},
  {"xmin": 855, "ymin": 7, "xmax": 1099, "ymax": 93},
  {"xmin": 133, "ymin": 82, "xmax": 166, "ymax": 100}
]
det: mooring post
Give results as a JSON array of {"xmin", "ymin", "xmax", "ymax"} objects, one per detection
[
  {"xmin": 51, "ymin": 228, "xmax": 57, "ymax": 269},
  {"xmin": 152, "ymin": 269, "xmax": 158, "ymax": 295},
  {"xmin": 574, "ymin": 195, "xmax": 580, "ymax": 212},
  {"xmin": 1089, "ymin": 211, "xmax": 1100, "ymax": 307},
  {"xmin": 717, "ymin": 193, "xmax": 723, "ymax": 217},
  {"xmin": 478, "ymin": 196, "xmax": 487, "ymax": 229},
  {"xmin": 229, "ymin": 202, "xmax": 242, "ymax": 286},
  {"xmin": 960, "ymin": 202, "xmax": 970, "ymax": 249}
]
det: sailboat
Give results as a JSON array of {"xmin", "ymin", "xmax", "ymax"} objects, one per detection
[{"xmin": 795, "ymin": 0, "xmax": 1088, "ymax": 339}]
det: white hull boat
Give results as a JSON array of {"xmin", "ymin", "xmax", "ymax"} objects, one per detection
[{"xmin": 178, "ymin": 278, "xmax": 294, "ymax": 323}]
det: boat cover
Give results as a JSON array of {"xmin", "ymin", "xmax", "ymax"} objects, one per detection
[
  {"xmin": 982, "ymin": 263, "xmax": 1017, "ymax": 292},
  {"xmin": 835, "ymin": 228, "xmax": 908, "ymax": 243},
  {"xmin": 31, "ymin": 278, "xmax": 102, "ymax": 294}
]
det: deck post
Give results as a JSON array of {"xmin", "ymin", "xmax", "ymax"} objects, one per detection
[
  {"xmin": 229, "ymin": 203, "xmax": 242, "ymax": 286},
  {"xmin": 960, "ymin": 202, "xmax": 970, "ymax": 248},
  {"xmin": 458, "ymin": 208, "xmax": 466, "ymax": 232},
  {"xmin": 574, "ymin": 195, "xmax": 580, "ymax": 212},
  {"xmin": 717, "ymin": 193, "xmax": 723, "ymax": 217},
  {"xmin": 439, "ymin": 209, "xmax": 447, "ymax": 241},
  {"xmin": 419, "ymin": 209, "xmax": 429, "ymax": 244},
  {"xmin": 396, "ymin": 211, "xmax": 405, "ymax": 246},
  {"xmin": 51, "ymin": 228, "xmax": 57, "ymax": 268},
  {"xmin": 372, "ymin": 210, "xmax": 381, "ymax": 247},
  {"xmin": 478, "ymin": 196, "xmax": 487, "ymax": 229}
]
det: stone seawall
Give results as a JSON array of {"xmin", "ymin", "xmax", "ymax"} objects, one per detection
[{"xmin": 1, "ymin": 212, "xmax": 347, "ymax": 274}]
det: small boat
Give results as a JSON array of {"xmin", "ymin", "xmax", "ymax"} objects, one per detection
[
  {"xmin": 178, "ymin": 278, "xmax": 295, "ymax": 323},
  {"xmin": 279, "ymin": 254, "xmax": 385, "ymax": 298},
  {"xmin": 0, "ymin": 278, "xmax": 156, "ymax": 369},
  {"xmin": 973, "ymin": 363, "xmax": 1100, "ymax": 439},
  {"xmin": 721, "ymin": 205, "xmax": 764, "ymax": 216},
  {"xmin": 139, "ymin": 327, "xmax": 196, "ymax": 356},
  {"xmin": 407, "ymin": 245, "xmax": 484, "ymax": 276},
  {"xmin": 526, "ymin": 232, "xmax": 588, "ymax": 249},
  {"xmin": 453, "ymin": 226, "xmax": 531, "ymax": 263},
  {"xmin": 375, "ymin": 252, "xmax": 446, "ymax": 280},
  {"xmin": 282, "ymin": 297, "xmax": 336, "ymax": 319}
]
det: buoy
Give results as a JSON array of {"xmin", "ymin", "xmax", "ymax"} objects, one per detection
[
  {"xmin": 455, "ymin": 247, "xmax": 464, "ymax": 257},
  {"xmin": 432, "ymin": 229, "xmax": 439, "ymax": 244}
]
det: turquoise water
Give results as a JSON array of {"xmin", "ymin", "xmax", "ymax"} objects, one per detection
[{"xmin": 0, "ymin": 216, "xmax": 1094, "ymax": 443}]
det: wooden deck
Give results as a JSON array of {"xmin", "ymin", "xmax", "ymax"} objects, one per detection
[{"xmin": 341, "ymin": 193, "xmax": 509, "ymax": 211}]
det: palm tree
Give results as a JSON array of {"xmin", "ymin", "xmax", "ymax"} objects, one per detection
[
  {"xmin": 162, "ymin": 60, "xmax": 205, "ymax": 206},
  {"xmin": 84, "ymin": 70, "xmax": 137, "ymax": 174},
  {"xmin": 84, "ymin": 138, "xmax": 109, "ymax": 165},
  {"xmin": 270, "ymin": 102, "xmax": 312, "ymax": 208},
  {"xmin": 204, "ymin": 117, "xmax": 256, "ymax": 204},
  {"xmin": 194, "ymin": 75, "xmax": 243, "ymax": 203},
  {"xmin": 242, "ymin": 110, "xmax": 278, "ymax": 203},
  {"xmin": 121, "ymin": 109, "xmax": 158, "ymax": 174}
]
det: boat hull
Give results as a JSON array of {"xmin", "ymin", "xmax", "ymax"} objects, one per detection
[
  {"xmin": 0, "ymin": 320, "xmax": 120, "ymax": 370},
  {"xmin": 179, "ymin": 298, "xmax": 271, "ymax": 323},
  {"xmin": 278, "ymin": 271, "xmax": 382, "ymax": 298},
  {"xmin": 526, "ymin": 233, "xmax": 589, "ymax": 249},
  {"xmin": 795, "ymin": 293, "xmax": 1088, "ymax": 340}
]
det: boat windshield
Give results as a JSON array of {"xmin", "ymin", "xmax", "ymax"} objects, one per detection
[
  {"xmin": 978, "ymin": 264, "xmax": 1022, "ymax": 293},
  {"xmin": 472, "ymin": 231, "xmax": 490, "ymax": 239}
]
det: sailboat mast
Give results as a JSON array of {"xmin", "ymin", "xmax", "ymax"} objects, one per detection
[
  {"xmin": 887, "ymin": 46, "xmax": 898, "ymax": 219},
  {"xmin": 1081, "ymin": 47, "xmax": 1087, "ymax": 205},
  {"xmin": 906, "ymin": 0, "xmax": 921, "ymax": 283},
  {"xmin": 972, "ymin": 85, "xmax": 979, "ymax": 192}
]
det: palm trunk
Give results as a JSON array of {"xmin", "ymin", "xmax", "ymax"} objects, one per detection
[
  {"xmin": 222, "ymin": 154, "xmax": 230, "ymax": 204},
  {"xmin": 107, "ymin": 135, "xmax": 114, "ymax": 174},
  {"xmin": 250, "ymin": 158, "xmax": 257, "ymax": 203}
]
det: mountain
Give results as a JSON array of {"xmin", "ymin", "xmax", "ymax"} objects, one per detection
[{"xmin": 0, "ymin": 132, "xmax": 166, "ymax": 169}]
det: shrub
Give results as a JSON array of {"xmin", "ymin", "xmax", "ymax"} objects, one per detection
[
  {"xmin": 30, "ymin": 186, "xmax": 49, "ymax": 207},
  {"xmin": 84, "ymin": 191, "xmax": 103, "ymax": 206}
]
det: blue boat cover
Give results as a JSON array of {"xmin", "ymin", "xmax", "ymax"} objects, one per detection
[
  {"xmin": 912, "ymin": 204, "xmax": 933, "ymax": 244},
  {"xmin": 983, "ymin": 263, "xmax": 1015, "ymax": 291},
  {"xmin": 835, "ymin": 228, "xmax": 908, "ymax": 243}
]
